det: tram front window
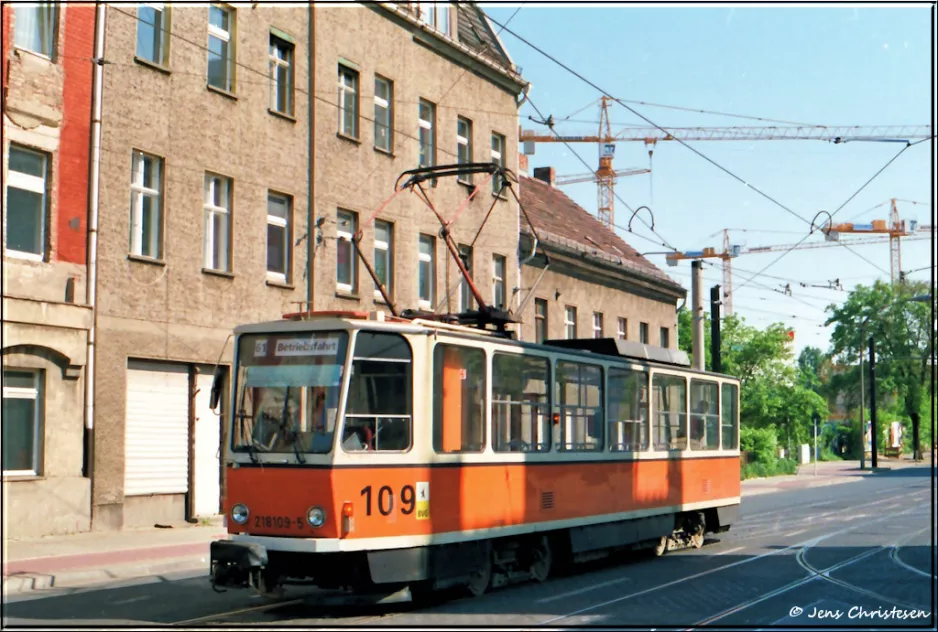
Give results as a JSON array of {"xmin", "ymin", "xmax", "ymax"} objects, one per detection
[{"xmin": 231, "ymin": 331, "xmax": 349, "ymax": 456}]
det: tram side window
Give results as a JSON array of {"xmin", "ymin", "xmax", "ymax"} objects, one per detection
[
  {"xmin": 555, "ymin": 361, "xmax": 603, "ymax": 451},
  {"xmin": 432, "ymin": 344, "xmax": 486, "ymax": 453},
  {"xmin": 721, "ymin": 382, "xmax": 739, "ymax": 450},
  {"xmin": 652, "ymin": 373, "xmax": 687, "ymax": 451},
  {"xmin": 689, "ymin": 379, "xmax": 720, "ymax": 450},
  {"xmin": 342, "ymin": 332, "xmax": 412, "ymax": 452},
  {"xmin": 608, "ymin": 367, "xmax": 649, "ymax": 452},
  {"xmin": 492, "ymin": 354, "xmax": 550, "ymax": 453}
]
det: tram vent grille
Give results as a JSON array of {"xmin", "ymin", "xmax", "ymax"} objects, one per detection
[{"xmin": 541, "ymin": 492, "xmax": 554, "ymax": 510}]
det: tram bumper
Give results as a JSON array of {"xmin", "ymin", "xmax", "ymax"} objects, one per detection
[{"xmin": 210, "ymin": 540, "xmax": 268, "ymax": 589}]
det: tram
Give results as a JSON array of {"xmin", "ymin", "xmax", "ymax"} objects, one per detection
[
  {"xmin": 208, "ymin": 163, "xmax": 740, "ymax": 600},
  {"xmin": 208, "ymin": 309, "xmax": 741, "ymax": 598}
]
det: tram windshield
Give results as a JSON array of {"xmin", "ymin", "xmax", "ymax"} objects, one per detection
[{"xmin": 231, "ymin": 331, "xmax": 349, "ymax": 457}]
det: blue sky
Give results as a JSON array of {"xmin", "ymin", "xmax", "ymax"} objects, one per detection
[{"xmin": 483, "ymin": 3, "xmax": 935, "ymax": 357}]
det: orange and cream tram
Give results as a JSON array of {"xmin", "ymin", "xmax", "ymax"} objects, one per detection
[{"xmin": 208, "ymin": 309, "xmax": 741, "ymax": 599}]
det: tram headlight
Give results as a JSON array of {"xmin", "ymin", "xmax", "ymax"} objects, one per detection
[
  {"xmin": 307, "ymin": 506, "xmax": 326, "ymax": 528},
  {"xmin": 230, "ymin": 503, "xmax": 249, "ymax": 525}
]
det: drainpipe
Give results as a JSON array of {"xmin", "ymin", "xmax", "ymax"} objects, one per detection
[
  {"xmin": 513, "ymin": 83, "xmax": 529, "ymax": 340},
  {"xmin": 305, "ymin": 6, "xmax": 316, "ymax": 312},
  {"xmin": 83, "ymin": 1, "xmax": 105, "ymax": 486}
]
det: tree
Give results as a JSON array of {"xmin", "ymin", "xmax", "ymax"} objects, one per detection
[
  {"xmin": 826, "ymin": 280, "xmax": 935, "ymax": 460},
  {"xmin": 677, "ymin": 306, "xmax": 711, "ymax": 370}
]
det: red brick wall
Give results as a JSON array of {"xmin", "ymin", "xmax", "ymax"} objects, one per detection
[
  {"xmin": 56, "ymin": 6, "xmax": 95, "ymax": 265},
  {"xmin": 2, "ymin": 4, "xmax": 11, "ymax": 101}
]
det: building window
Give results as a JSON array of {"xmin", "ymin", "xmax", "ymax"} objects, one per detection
[
  {"xmin": 14, "ymin": 3, "xmax": 56, "ymax": 58},
  {"xmin": 660, "ymin": 326, "xmax": 670, "ymax": 348},
  {"xmin": 416, "ymin": 1, "xmax": 451, "ymax": 36},
  {"xmin": 534, "ymin": 298, "xmax": 548, "ymax": 343},
  {"xmin": 457, "ymin": 116, "xmax": 472, "ymax": 183},
  {"xmin": 2, "ymin": 369, "xmax": 42, "ymax": 476},
  {"xmin": 336, "ymin": 209, "xmax": 357, "ymax": 293},
  {"xmin": 433, "ymin": 344, "xmax": 485, "ymax": 453},
  {"xmin": 491, "ymin": 132, "xmax": 505, "ymax": 195},
  {"xmin": 419, "ymin": 99, "xmax": 435, "ymax": 168},
  {"xmin": 129, "ymin": 150, "xmax": 163, "ymax": 260},
  {"xmin": 269, "ymin": 33, "xmax": 294, "ymax": 115},
  {"xmin": 418, "ymin": 234, "xmax": 435, "ymax": 308},
  {"xmin": 593, "ymin": 313, "xmax": 604, "ymax": 338},
  {"xmin": 564, "ymin": 306, "xmax": 577, "ymax": 339},
  {"xmin": 203, "ymin": 173, "xmax": 232, "ymax": 272},
  {"xmin": 136, "ymin": 3, "xmax": 169, "ymax": 66},
  {"xmin": 374, "ymin": 76, "xmax": 393, "ymax": 152},
  {"xmin": 492, "ymin": 254, "xmax": 506, "ymax": 309},
  {"xmin": 207, "ymin": 4, "xmax": 234, "ymax": 92},
  {"xmin": 338, "ymin": 64, "xmax": 359, "ymax": 138},
  {"xmin": 640, "ymin": 322, "xmax": 649, "ymax": 344},
  {"xmin": 493, "ymin": 354, "xmax": 550, "ymax": 453},
  {"xmin": 374, "ymin": 220, "xmax": 393, "ymax": 298},
  {"xmin": 617, "ymin": 317, "xmax": 627, "ymax": 340},
  {"xmin": 458, "ymin": 244, "xmax": 473, "ymax": 312},
  {"xmin": 5, "ymin": 145, "xmax": 48, "ymax": 260},
  {"xmin": 267, "ymin": 192, "xmax": 291, "ymax": 282}
]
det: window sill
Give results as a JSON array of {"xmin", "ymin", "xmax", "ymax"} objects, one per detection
[
  {"xmin": 2, "ymin": 473, "xmax": 43, "ymax": 482},
  {"xmin": 207, "ymin": 84, "xmax": 238, "ymax": 100},
  {"xmin": 335, "ymin": 291, "xmax": 360, "ymax": 302},
  {"xmin": 134, "ymin": 55, "xmax": 171, "ymax": 75},
  {"xmin": 268, "ymin": 108, "xmax": 296, "ymax": 123},
  {"xmin": 4, "ymin": 249, "xmax": 45, "ymax": 263},
  {"xmin": 266, "ymin": 278, "xmax": 295, "ymax": 290},
  {"xmin": 13, "ymin": 46, "xmax": 53, "ymax": 64},
  {"xmin": 374, "ymin": 146, "xmax": 395, "ymax": 158},
  {"xmin": 127, "ymin": 254, "xmax": 166, "ymax": 266},
  {"xmin": 202, "ymin": 267, "xmax": 235, "ymax": 279},
  {"xmin": 337, "ymin": 132, "xmax": 361, "ymax": 146},
  {"xmin": 457, "ymin": 179, "xmax": 475, "ymax": 190}
]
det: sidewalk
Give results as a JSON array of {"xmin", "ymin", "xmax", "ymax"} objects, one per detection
[
  {"xmin": 740, "ymin": 456, "xmax": 922, "ymax": 496},
  {"xmin": 3, "ymin": 518, "xmax": 225, "ymax": 596}
]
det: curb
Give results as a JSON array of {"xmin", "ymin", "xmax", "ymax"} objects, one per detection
[
  {"xmin": 2, "ymin": 554, "xmax": 209, "ymax": 596},
  {"xmin": 741, "ymin": 474, "xmax": 862, "ymax": 497}
]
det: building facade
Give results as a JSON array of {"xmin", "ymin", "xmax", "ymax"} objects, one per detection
[
  {"xmin": 2, "ymin": 3, "xmax": 96, "ymax": 538},
  {"xmin": 88, "ymin": 2, "xmax": 526, "ymax": 531},
  {"xmin": 516, "ymin": 169, "xmax": 686, "ymax": 346}
]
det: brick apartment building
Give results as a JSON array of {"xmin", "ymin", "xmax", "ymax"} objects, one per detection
[
  {"xmin": 2, "ymin": 3, "xmax": 96, "ymax": 538},
  {"xmin": 516, "ymin": 167, "xmax": 685, "ymax": 347},
  {"xmin": 86, "ymin": 2, "xmax": 527, "ymax": 531}
]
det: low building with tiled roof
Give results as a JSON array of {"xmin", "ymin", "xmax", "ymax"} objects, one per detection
[{"xmin": 516, "ymin": 168, "xmax": 687, "ymax": 348}]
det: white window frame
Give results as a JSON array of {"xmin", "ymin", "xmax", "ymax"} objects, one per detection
[
  {"xmin": 374, "ymin": 76, "xmax": 393, "ymax": 152},
  {"xmin": 617, "ymin": 317, "xmax": 627, "ymax": 340},
  {"xmin": 136, "ymin": 3, "xmax": 169, "ymax": 66},
  {"xmin": 266, "ymin": 192, "xmax": 291, "ymax": 283},
  {"xmin": 491, "ymin": 132, "xmax": 505, "ymax": 195},
  {"xmin": 5, "ymin": 145, "xmax": 48, "ymax": 261},
  {"xmin": 457, "ymin": 116, "xmax": 472, "ymax": 183},
  {"xmin": 129, "ymin": 150, "xmax": 163, "ymax": 260},
  {"xmin": 534, "ymin": 298, "xmax": 548, "ymax": 343},
  {"xmin": 458, "ymin": 244, "xmax": 473, "ymax": 312},
  {"xmin": 419, "ymin": 99, "xmax": 435, "ymax": 169},
  {"xmin": 13, "ymin": 3, "xmax": 56, "ymax": 59},
  {"xmin": 269, "ymin": 33, "xmax": 294, "ymax": 115},
  {"xmin": 593, "ymin": 312, "xmax": 603, "ymax": 339},
  {"xmin": 492, "ymin": 254, "xmax": 506, "ymax": 309},
  {"xmin": 374, "ymin": 220, "xmax": 393, "ymax": 299},
  {"xmin": 338, "ymin": 65, "xmax": 359, "ymax": 138},
  {"xmin": 336, "ymin": 209, "xmax": 357, "ymax": 293},
  {"xmin": 203, "ymin": 173, "xmax": 232, "ymax": 272},
  {"xmin": 416, "ymin": 1, "xmax": 451, "ymax": 36},
  {"xmin": 2, "ymin": 369, "xmax": 43, "ymax": 477},
  {"xmin": 207, "ymin": 4, "xmax": 234, "ymax": 92},
  {"xmin": 565, "ymin": 306, "xmax": 577, "ymax": 339},
  {"xmin": 418, "ymin": 234, "xmax": 435, "ymax": 309}
]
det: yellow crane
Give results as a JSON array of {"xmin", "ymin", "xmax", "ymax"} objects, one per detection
[{"xmin": 519, "ymin": 97, "xmax": 933, "ymax": 229}]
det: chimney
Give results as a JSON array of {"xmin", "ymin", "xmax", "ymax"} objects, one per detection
[
  {"xmin": 533, "ymin": 166, "xmax": 555, "ymax": 186},
  {"xmin": 519, "ymin": 153, "xmax": 529, "ymax": 176}
]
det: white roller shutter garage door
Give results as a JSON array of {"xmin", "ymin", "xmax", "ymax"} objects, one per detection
[{"xmin": 125, "ymin": 361, "xmax": 190, "ymax": 496}]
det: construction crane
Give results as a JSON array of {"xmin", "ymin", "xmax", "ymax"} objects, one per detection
[
  {"xmin": 555, "ymin": 167, "xmax": 650, "ymax": 186},
  {"xmin": 519, "ymin": 97, "xmax": 933, "ymax": 229},
  {"xmin": 665, "ymin": 229, "xmax": 931, "ymax": 315}
]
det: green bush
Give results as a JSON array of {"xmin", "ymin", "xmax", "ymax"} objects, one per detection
[
  {"xmin": 740, "ymin": 426, "xmax": 778, "ymax": 464},
  {"xmin": 740, "ymin": 457, "xmax": 798, "ymax": 480}
]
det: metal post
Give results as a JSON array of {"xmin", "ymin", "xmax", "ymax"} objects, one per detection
[
  {"xmin": 858, "ymin": 346, "xmax": 866, "ymax": 470},
  {"xmin": 869, "ymin": 336, "xmax": 878, "ymax": 469},
  {"xmin": 691, "ymin": 261, "xmax": 704, "ymax": 370},
  {"xmin": 813, "ymin": 413, "xmax": 820, "ymax": 476},
  {"xmin": 710, "ymin": 285, "xmax": 721, "ymax": 373}
]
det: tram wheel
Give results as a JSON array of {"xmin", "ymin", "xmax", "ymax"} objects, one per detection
[
  {"xmin": 689, "ymin": 528, "xmax": 704, "ymax": 549},
  {"xmin": 653, "ymin": 536, "xmax": 669, "ymax": 557},
  {"xmin": 465, "ymin": 545, "xmax": 493, "ymax": 597},
  {"xmin": 529, "ymin": 536, "xmax": 553, "ymax": 582}
]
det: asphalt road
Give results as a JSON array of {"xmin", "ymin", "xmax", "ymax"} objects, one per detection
[{"xmin": 3, "ymin": 464, "xmax": 935, "ymax": 629}]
